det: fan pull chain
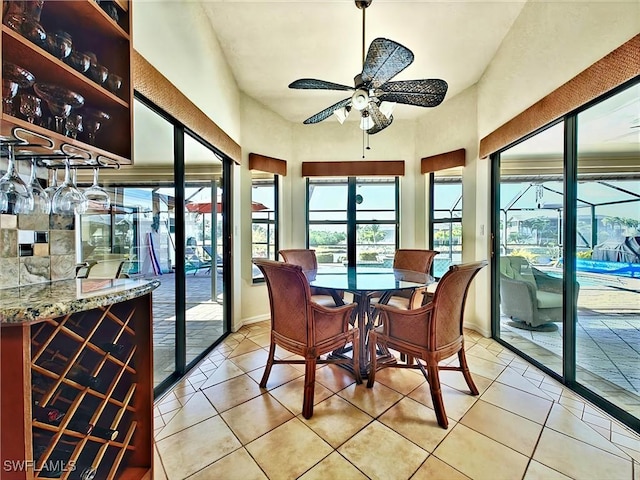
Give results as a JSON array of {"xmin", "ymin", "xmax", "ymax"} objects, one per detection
[
  {"xmin": 366, "ymin": 133, "xmax": 371, "ymax": 151},
  {"xmin": 362, "ymin": 129, "xmax": 366, "ymax": 159}
]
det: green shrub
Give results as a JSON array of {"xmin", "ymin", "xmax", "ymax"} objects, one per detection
[
  {"xmin": 577, "ymin": 250, "xmax": 593, "ymax": 259},
  {"xmin": 359, "ymin": 252, "xmax": 379, "ymax": 261},
  {"xmin": 315, "ymin": 253, "xmax": 334, "ymax": 263}
]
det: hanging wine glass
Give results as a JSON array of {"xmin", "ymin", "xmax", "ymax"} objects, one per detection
[
  {"xmin": 83, "ymin": 166, "xmax": 110, "ymax": 212},
  {"xmin": 51, "ymin": 158, "xmax": 87, "ymax": 215},
  {"xmin": 0, "ymin": 143, "xmax": 34, "ymax": 214},
  {"xmin": 27, "ymin": 157, "xmax": 51, "ymax": 214},
  {"xmin": 43, "ymin": 168, "xmax": 59, "ymax": 198}
]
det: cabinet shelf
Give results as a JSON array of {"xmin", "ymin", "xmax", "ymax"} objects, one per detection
[{"xmin": 1, "ymin": 0, "xmax": 133, "ymax": 163}]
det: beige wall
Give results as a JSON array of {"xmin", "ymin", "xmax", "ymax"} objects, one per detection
[{"xmin": 133, "ymin": 2, "xmax": 640, "ymax": 334}]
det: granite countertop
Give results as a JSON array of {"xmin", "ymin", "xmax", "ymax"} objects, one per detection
[{"xmin": 0, "ymin": 278, "xmax": 161, "ymax": 324}]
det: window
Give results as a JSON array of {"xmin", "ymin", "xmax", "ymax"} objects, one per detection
[
  {"xmin": 251, "ymin": 174, "xmax": 278, "ymax": 281},
  {"xmin": 307, "ymin": 177, "xmax": 399, "ymax": 267},
  {"xmin": 430, "ymin": 175, "xmax": 462, "ymax": 278}
]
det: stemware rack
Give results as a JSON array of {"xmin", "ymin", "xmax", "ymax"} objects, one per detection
[
  {"xmin": 1, "ymin": 0, "xmax": 132, "ymax": 164},
  {"xmin": 1, "ymin": 292, "xmax": 154, "ymax": 480},
  {"xmin": 1, "ymin": 127, "xmax": 122, "ymax": 172}
]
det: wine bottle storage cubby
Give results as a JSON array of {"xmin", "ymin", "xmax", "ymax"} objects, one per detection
[{"xmin": 0, "ymin": 288, "xmax": 153, "ymax": 480}]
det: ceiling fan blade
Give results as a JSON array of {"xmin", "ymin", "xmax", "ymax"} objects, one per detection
[
  {"xmin": 361, "ymin": 38, "xmax": 414, "ymax": 88},
  {"xmin": 303, "ymin": 97, "xmax": 352, "ymax": 124},
  {"xmin": 378, "ymin": 79, "xmax": 448, "ymax": 107},
  {"xmin": 366, "ymin": 103, "xmax": 393, "ymax": 135},
  {"xmin": 289, "ymin": 78, "xmax": 354, "ymax": 91}
]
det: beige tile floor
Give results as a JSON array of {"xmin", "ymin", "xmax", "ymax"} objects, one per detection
[{"xmin": 153, "ymin": 321, "xmax": 640, "ymax": 480}]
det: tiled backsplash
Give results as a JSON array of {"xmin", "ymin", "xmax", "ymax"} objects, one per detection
[{"xmin": 0, "ymin": 213, "xmax": 77, "ymax": 289}]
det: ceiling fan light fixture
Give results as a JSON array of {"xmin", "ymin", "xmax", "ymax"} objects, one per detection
[
  {"xmin": 379, "ymin": 101, "xmax": 396, "ymax": 119},
  {"xmin": 334, "ymin": 105, "xmax": 351, "ymax": 124},
  {"xmin": 352, "ymin": 89, "xmax": 369, "ymax": 111},
  {"xmin": 359, "ymin": 110, "xmax": 374, "ymax": 130}
]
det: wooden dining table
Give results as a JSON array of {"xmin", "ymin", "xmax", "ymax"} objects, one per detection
[{"xmin": 308, "ymin": 265, "xmax": 433, "ymax": 377}]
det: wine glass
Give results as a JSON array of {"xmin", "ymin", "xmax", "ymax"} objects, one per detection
[
  {"xmin": 83, "ymin": 109, "xmax": 110, "ymax": 145},
  {"xmin": 43, "ymin": 168, "xmax": 59, "ymax": 198},
  {"xmin": 65, "ymin": 50, "xmax": 91, "ymax": 74},
  {"xmin": 106, "ymin": 73, "xmax": 122, "ymax": 95},
  {"xmin": 0, "ymin": 144, "xmax": 34, "ymax": 214},
  {"xmin": 27, "ymin": 157, "xmax": 51, "ymax": 214},
  {"xmin": 51, "ymin": 158, "xmax": 87, "ymax": 215},
  {"xmin": 45, "ymin": 30, "xmax": 73, "ymax": 60},
  {"xmin": 64, "ymin": 113, "xmax": 83, "ymax": 139},
  {"xmin": 33, "ymin": 83, "xmax": 84, "ymax": 135},
  {"xmin": 2, "ymin": 61, "xmax": 36, "ymax": 116},
  {"xmin": 19, "ymin": 93, "xmax": 42, "ymax": 124},
  {"xmin": 83, "ymin": 167, "xmax": 110, "ymax": 212}
]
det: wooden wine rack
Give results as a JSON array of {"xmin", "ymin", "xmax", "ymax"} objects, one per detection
[{"xmin": 0, "ymin": 292, "xmax": 153, "ymax": 480}]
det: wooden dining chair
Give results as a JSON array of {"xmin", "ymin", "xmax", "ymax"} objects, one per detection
[
  {"xmin": 367, "ymin": 260, "xmax": 488, "ymax": 428},
  {"xmin": 253, "ymin": 258, "xmax": 361, "ymax": 419},
  {"xmin": 279, "ymin": 249, "xmax": 344, "ymax": 307},
  {"xmin": 372, "ymin": 249, "xmax": 439, "ymax": 310}
]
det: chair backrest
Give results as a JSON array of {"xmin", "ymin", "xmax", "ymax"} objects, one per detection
[
  {"xmin": 279, "ymin": 249, "xmax": 318, "ymax": 272},
  {"xmin": 430, "ymin": 260, "xmax": 488, "ymax": 348},
  {"xmin": 86, "ymin": 259, "xmax": 126, "ymax": 279},
  {"xmin": 499, "ymin": 256, "xmax": 536, "ymax": 286},
  {"xmin": 393, "ymin": 249, "xmax": 439, "ymax": 274},
  {"xmin": 253, "ymin": 258, "xmax": 311, "ymax": 345}
]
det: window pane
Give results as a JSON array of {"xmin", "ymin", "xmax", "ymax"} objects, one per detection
[
  {"xmin": 252, "ymin": 175, "xmax": 277, "ymax": 280},
  {"xmin": 576, "ymin": 83, "xmax": 640, "ymax": 414},
  {"xmin": 432, "ymin": 177, "xmax": 462, "ymax": 276},
  {"xmin": 497, "ymin": 121, "xmax": 565, "ymax": 376}
]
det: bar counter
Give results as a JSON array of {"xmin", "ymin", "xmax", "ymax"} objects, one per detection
[{"xmin": 0, "ymin": 278, "xmax": 161, "ymax": 324}]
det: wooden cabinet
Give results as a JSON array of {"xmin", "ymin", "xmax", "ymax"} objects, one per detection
[
  {"xmin": 1, "ymin": 0, "xmax": 132, "ymax": 164},
  {"xmin": 0, "ymin": 284, "xmax": 155, "ymax": 480}
]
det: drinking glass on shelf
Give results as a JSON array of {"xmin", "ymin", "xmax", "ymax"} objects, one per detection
[
  {"xmin": 83, "ymin": 109, "xmax": 110, "ymax": 145},
  {"xmin": 45, "ymin": 30, "xmax": 73, "ymax": 60},
  {"xmin": 33, "ymin": 83, "xmax": 84, "ymax": 135},
  {"xmin": 83, "ymin": 167, "xmax": 110, "ymax": 212},
  {"xmin": 2, "ymin": 79, "xmax": 18, "ymax": 115},
  {"xmin": 64, "ymin": 113, "xmax": 83, "ymax": 139},
  {"xmin": 106, "ymin": 73, "xmax": 122, "ymax": 95},
  {"xmin": 19, "ymin": 93, "xmax": 42, "ymax": 124},
  {"xmin": 2, "ymin": 61, "xmax": 36, "ymax": 116},
  {"xmin": 27, "ymin": 157, "xmax": 50, "ymax": 214},
  {"xmin": 0, "ymin": 143, "xmax": 34, "ymax": 214},
  {"xmin": 51, "ymin": 158, "xmax": 87, "ymax": 215}
]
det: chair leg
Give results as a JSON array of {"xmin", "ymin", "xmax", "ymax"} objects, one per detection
[
  {"xmin": 458, "ymin": 348, "xmax": 479, "ymax": 396},
  {"xmin": 426, "ymin": 363, "xmax": 448, "ymax": 429},
  {"xmin": 366, "ymin": 332, "xmax": 378, "ymax": 388},
  {"xmin": 302, "ymin": 357, "xmax": 317, "ymax": 419},
  {"xmin": 352, "ymin": 329, "xmax": 362, "ymax": 384},
  {"xmin": 259, "ymin": 341, "xmax": 276, "ymax": 388}
]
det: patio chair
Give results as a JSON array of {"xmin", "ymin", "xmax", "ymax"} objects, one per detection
[
  {"xmin": 253, "ymin": 258, "xmax": 361, "ymax": 418},
  {"xmin": 367, "ymin": 261, "xmax": 487, "ymax": 429},
  {"xmin": 278, "ymin": 249, "xmax": 345, "ymax": 307},
  {"xmin": 499, "ymin": 256, "xmax": 579, "ymax": 330},
  {"xmin": 84, "ymin": 259, "xmax": 126, "ymax": 279}
]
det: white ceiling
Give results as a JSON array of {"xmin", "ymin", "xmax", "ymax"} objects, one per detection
[{"xmin": 199, "ymin": 0, "xmax": 527, "ymax": 125}]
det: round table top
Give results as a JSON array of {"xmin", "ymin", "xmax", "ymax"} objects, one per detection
[{"xmin": 308, "ymin": 266, "xmax": 433, "ymax": 292}]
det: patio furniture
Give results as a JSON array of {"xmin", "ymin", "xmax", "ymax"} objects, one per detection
[
  {"xmin": 499, "ymin": 256, "xmax": 578, "ymax": 330},
  {"xmin": 310, "ymin": 265, "xmax": 433, "ymax": 377},
  {"xmin": 371, "ymin": 249, "xmax": 439, "ymax": 310},
  {"xmin": 253, "ymin": 258, "xmax": 361, "ymax": 419},
  {"xmin": 366, "ymin": 261, "xmax": 488, "ymax": 429},
  {"xmin": 279, "ymin": 249, "xmax": 344, "ymax": 307},
  {"xmin": 83, "ymin": 259, "xmax": 126, "ymax": 279}
]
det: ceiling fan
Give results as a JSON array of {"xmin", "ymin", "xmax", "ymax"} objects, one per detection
[{"xmin": 289, "ymin": 0, "xmax": 448, "ymax": 136}]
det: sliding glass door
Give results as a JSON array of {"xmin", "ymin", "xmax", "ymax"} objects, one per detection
[{"xmin": 492, "ymin": 80, "xmax": 640, "ymax": 431}]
